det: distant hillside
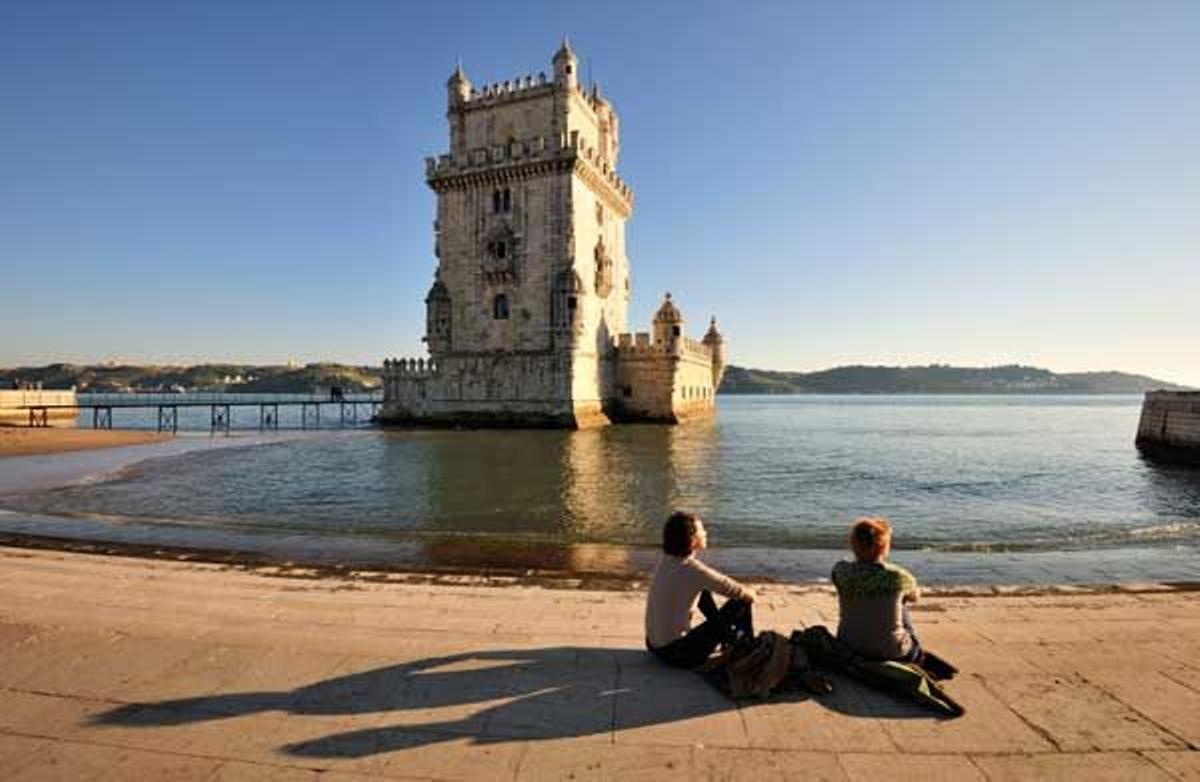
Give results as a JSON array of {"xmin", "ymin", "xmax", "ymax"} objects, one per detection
[
  {"xmin": 1, "ymin": 362, "xmax": 1187, "ymax": 396},
  {"xmin": 719, "ymin": 364, "xmax": 1190, "ymax": 395},
  {"xmin": 0, "ymin": 363, "xmax": 382, "ymax": 394}
]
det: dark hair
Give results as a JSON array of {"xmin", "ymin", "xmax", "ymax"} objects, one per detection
[
  {"xmin": 850, "ymin": 517, "xmax": 892, "ymax": 561},
  {"xmin": 662, "ymin": 511, "xmax": 701, "ymax": 557}
]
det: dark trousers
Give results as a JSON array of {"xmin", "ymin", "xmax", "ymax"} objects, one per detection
[{"xmin": 649, "ymin": 590, "xmax": 755, "ymax": 669}]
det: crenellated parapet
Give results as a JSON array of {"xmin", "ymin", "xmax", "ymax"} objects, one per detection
[
  {"xmin": 425, "ymin": 129, "xmax": 633, "ymax": 214},
  {"xmin": 465, "ymin": 72, "xmax": 553, "ymax": 104},
  {"xmin": 382, "ymin": 357, "xmax": 442, "ymax": 379},
  {"xmin": 614, "ymin": 332, "xmax": 667, "ymax": 354}
]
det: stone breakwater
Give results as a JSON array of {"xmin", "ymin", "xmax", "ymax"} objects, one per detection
[{"xmin": 1137, "ymin": 391, "xmax": 1200, "ymax": 464}]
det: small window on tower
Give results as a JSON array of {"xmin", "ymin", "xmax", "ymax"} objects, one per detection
[
  {"xmin": 672, "ymin": 326, "xmax": 681, "ymax": 337},
  {"xmin": 502, "ymin": 188, "xmax": 512, "ymax": 212},
  {"xmin": 492, "ymin": 190, "xmax": 501, "ymax": 213},
  {"xmin": 493, "ymin": 294, "xmax": 509, "ymax": 320},
  {"xmin": 496, "ymin": 241, "xmax": 506, "ymax": 259}
]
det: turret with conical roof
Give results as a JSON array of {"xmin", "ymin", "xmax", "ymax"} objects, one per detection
[
  {"xmin": 653, "ymin": 292, "xmax": 683, "ymax": 350},
  {"xmin": 552, "ymin": 37, "xmax": 578, "ymax": 91},
  {"xmin": 702, "ymin": 317, "xmax": 726, "ymax": 389},
  {"xmin": 447, "ymin": 61, "xmax": 471, "ymax": 107}
]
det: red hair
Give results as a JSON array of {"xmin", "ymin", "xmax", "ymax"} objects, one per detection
[{"xmin": 850, "ymin": 517, "xmax": 892, "ymax": 561}]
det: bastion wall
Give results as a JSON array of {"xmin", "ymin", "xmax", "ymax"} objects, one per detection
[{"xmin": 1136, "ymin": 391, "xmax": 1200, "ymax": 464}]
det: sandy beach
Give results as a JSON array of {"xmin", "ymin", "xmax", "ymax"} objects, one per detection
[
  {"xmin": 0, "ymin": 546, "xmax": 1197, "ymax": 780},
  {"xmin": 0, "ymin": 428, "xmax": 171, "ymax": 458}
]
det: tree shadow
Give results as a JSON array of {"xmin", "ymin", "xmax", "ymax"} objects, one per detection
[{"xmin": 91, "ymin": 645, "xmax": 940, "ymax": 759}]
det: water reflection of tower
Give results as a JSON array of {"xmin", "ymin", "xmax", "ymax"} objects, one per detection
[
  {"xmin": 665, "ymin": 415, "xmax": 722, "ymax": 522},
  {"xmin": 400, "ymin": 421, "xmax": 721, "ymax": 575},
  {"xmin": 407, "ymin": 428, "xmax": 637, "ymax": 574}
]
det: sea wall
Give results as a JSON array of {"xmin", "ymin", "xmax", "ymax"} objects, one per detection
[
  {"xmin": 378, "ymin": 353, "xmax": 608, "ymax": 428},
  {"xmin": 0, "ymin": 389, "xmax": 77, "ymax": 426},
  {"xmin": 1136, "ymin": 391, "xmax": 1200, "ymax": 464}
]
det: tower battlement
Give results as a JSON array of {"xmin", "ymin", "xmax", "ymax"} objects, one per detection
[{"xmin": 423, "ymin": 129, "xmax": 632, "ymax": 208}]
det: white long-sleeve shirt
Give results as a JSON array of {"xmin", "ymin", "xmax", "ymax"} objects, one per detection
[{"xmin": 644, "ymin": 554, "xmax": 752, "ymax": 648}]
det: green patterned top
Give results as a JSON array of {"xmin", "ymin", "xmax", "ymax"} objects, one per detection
[
  {"xmin": 831, "ymin": 560, "xmax": 920, "ymax": 600},
  {"xmin": 831, "ymin": 560, "xmax": 920, "ymax": 659}
]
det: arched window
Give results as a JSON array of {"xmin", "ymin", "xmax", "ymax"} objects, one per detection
[
  {"xmin": 502, "ymin": 188, "xmax": 512, "ymax": 212},
  {"xmin": 493, "ymin": 294, "xmax": 509, "ymax": 320},
  {"xmin": 492, "ymin": 190, "xmax": 502, "ymax": 213},
  {"xmin": 552, "ymin": 270, "xmax": 583, "ymax": 331}
]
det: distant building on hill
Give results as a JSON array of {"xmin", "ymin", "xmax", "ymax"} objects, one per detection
[{"xmin": 380, "ymin": 41, "xmax": 726, "ymax": 428}]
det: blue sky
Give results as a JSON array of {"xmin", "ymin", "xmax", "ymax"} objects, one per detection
[{"xmin": 2, "ymin": 1, "xmax": 1197, "ymax": 384}]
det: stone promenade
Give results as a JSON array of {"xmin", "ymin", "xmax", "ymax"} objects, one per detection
[{"xmin": 0, "ymin": 546, "xmax": 1198, "ymax": 781}]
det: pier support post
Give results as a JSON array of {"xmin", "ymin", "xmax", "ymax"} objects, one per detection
[
  {"xmin": 301, "ymin": 402, "xmax": 320, "ymax": 430},
  {"xmin": 157, "ymin": 405, "xmax": 178, "ymax": 433},
  {"xmin": 259, "ymin": 403, "xmax": 279, "ymax": 431},
  {"xmin": 92, "ymin": 407, "xmax": 112, "ymax": 430},
  {"xmin": 210, "ymin": 404, "xmax": 231, "ymax": 436}
]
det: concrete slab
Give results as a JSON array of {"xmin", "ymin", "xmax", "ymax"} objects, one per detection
[
  {"xmin": 1144, "ymin": 750, "xmax": 1200, "ymax": 781},
  {"xmin": 1084, "ymin": 670, "xmax": 1200, "ymax": 747},
  {"xmin": 0, "ymin": 734, "xmax": 49, "ymax": 771},
  {"xmin": 838, "ymin": 752, "xmax": 987, "ymax": 781},
  {"xmin": 971, "ymin": 750, "xmax": 1173, "ymax": 781},
  {"xmin": 984, "ymin": 673, "xmax": 1187, "ymax": 751},
  {"xmin": 877, "ymin": 676, "xmax": 1054, "ymax": 754}
]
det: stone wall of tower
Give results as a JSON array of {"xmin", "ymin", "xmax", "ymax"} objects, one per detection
[
  {"xmin": 432, "ymin": 172, "xmax": 572, "ymax": 355},
  {"xmin": 610, "ymin": 334, "xmax": 718, "ymax": 422}
]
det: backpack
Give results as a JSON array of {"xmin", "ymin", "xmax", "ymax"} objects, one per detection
[{"xmin": 714, "ymin": 630, "xmax": 792, "ymax": 699}]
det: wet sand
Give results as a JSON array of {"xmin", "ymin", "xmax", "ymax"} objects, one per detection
[
  {"xmin": 0, "ymin": 427, "xmax": 171, "ymax": 457},
  {"xmin": 0, "ymin": 545, "xmax": 1197, "ymax": 780}
]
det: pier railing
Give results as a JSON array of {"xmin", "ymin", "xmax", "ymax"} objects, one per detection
[{"xmin": 15, "ymin": 392, "xmax": 384, "ymax": 434}]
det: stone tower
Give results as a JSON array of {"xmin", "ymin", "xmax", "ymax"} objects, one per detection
[{"xmin": 380, "ymin": 42, "xmax": 725, "ymax": 427}]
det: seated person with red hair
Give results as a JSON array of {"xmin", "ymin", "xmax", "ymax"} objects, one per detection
[
  {"xmin": 832, "ymin": 517, "xmax": 923, "ymax": 661},
  {"xmin": 644, "ymin": 511, "xmax": 756, "ymax": 669}
]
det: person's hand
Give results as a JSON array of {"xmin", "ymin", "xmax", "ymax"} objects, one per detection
[{"xmin": 742, "ymin": 588, "xmax": 757, "ymax": 604}]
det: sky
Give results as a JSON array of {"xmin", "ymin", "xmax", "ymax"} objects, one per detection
[{"xmin": 1, "ymin": 1, "xmax": 1197, "ymax": 385}]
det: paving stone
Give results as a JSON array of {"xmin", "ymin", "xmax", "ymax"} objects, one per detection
[
  {"xmin": 838, "ymin": 752, "xmax": 987, "ymax": 781},
  {"xmin": 0, "ymin": 734, "xmax": 49, "ymax": 771},
  {"xmin": 1144, "ymin": 750, "xmax": 1200, "ymax": 781},
  {"xmin": 984, "ymin": 673, "xmax": 1187, "ymax": 751},
  {"xmin": 1085, "ymin": 670, "xmax": 1200, "ymax": 747},
  {"xmin": 612, "ymin": 664, "xmax": 749, "ymax": 748},
  {"xmin": 877, "ymin": 675, "xmax": 1053, "ymax": 754},
  {"xmin": 5, "ymin": 740, "xmax": 151, "ymax": 782},
  {"xmin": 971, "ymin": 750, "xmax": 1173, "ymax": 781},
  {"xmin": 208, "ymin": 759, "xmax": 324, "ymax": 780},
  {"xmin": 737, "ymin": 683, "xmax": 896, "ymax": 753}
]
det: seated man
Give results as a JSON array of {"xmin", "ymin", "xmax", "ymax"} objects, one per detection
[
  {"xmin": 644, "ymin": 511, "xmax": 756, "ymax": 669},
  {"xmin": 832, "ymin": 517, "xmax": 922, "ymax": 661}
]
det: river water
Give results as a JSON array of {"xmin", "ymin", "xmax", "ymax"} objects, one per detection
[{"xmin": 2, "ymin": 395, "xmax": 1198, "ymax": 584}]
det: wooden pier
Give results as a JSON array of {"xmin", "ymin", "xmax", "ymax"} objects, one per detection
[{"xmin": 16, "ymin": 395, "xmax": 382, "ymax": 434}]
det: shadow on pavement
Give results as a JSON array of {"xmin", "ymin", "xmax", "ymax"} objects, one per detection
[{"xmin": 92, "ymin": 645, "xmax": 935, "ymax": 758}]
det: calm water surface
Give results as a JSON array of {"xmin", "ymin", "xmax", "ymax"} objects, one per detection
[{"xmin": 3, "ymin": 395, "xmax": 1198, "ymax": 582}]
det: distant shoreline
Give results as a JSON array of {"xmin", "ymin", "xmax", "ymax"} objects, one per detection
[{"xmin": 2, "ymin": 362, "xmax": 1190, "ymax": 396}]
